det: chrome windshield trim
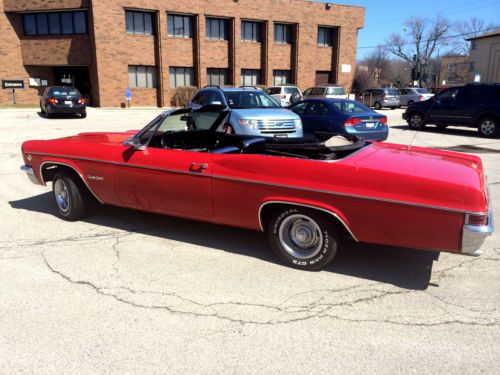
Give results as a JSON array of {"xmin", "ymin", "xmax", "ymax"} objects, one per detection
[
  {"xmin": 28, "ymin": 151, "xmax": 488, "ymax": 216},
  {"xmin": 258, "ymin": 201, "xmax": 359, "ymax": 241}
]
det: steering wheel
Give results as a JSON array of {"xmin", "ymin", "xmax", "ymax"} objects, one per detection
[{"xmin": 160, "ymin": 132, "xmax": 187, "ymax": 149}]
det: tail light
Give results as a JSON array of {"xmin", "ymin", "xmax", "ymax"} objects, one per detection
[
  {"xmin": 281, "ymin": 95, "xmax": 286, "ymax": 99},
  {"xmin": 78, "ymin": 98, "xmax": 86, "ymax": 104},
  {"xmin": 381, "ymin": 95, "xmax": 386, "ymax": 100},
  {"xmin": 47, "ymin": 98, "xmax": 58, "ymax": 104},
  {"xmin": 418, "ymin": 95, "xmax": 425, "ymax": 100},
  {"xmin": 379, "ymin": 117, "xmax": 387, "ymax": 125},
  {"xmin": 466, "ymin": 214, "xmax": 488, "ymax": 226},
  {"xmin": 344, "ymin": 118, "xmax": 362, "ymax": 127}
]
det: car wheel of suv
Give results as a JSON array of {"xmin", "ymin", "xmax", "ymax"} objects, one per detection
[
  {"xmin": 477, "ymin": 117, "xmax": 498, "ymax": 138},
  {"xmin": 267, "ymin": 206, "xmax": 338, "ymax": 270},
  {"xmin": 52, "ymin": 172, "xmax": 89, "ymax": 221},
  {"xmin": 407, "ymin": 112, "xmax": 426, "ymax": 130},
  {"xmin": 374, "ymin": 102, "xmax": 382, "ymax": 110},
  {"xmin": 80, "ymin": 112, "xmax": 87, "ymax": 119},
  {"xmin": 407, "ymin": 100, "xmax": 414, "ymax": 106}
]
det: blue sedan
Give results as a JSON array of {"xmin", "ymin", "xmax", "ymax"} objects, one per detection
[{"xmin": 288, "ymin": 99, "xmax": 388, "ymax": 141}]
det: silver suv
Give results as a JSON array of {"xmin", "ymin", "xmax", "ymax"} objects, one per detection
[
  {"xmin": 398, "ymin": 87, "xmax": 434, "ymax": 106},
  {"xmin": 189, "ymin": 87, "xmax": 303, "ymax": 137},
  {"xmin": 359, "ymin": 88, "xmax": 400, "ymax": 110},
  {"xmin": 265, "ymin": 86, "xmax": 303, "ymax": 106},
  {"xmin": 303, "ymin": 85, "xmax": 347, "ymax": 99}
]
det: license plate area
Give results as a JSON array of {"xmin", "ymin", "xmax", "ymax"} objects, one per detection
[
  {"xmin": 64, "ymin": 101, "xmax": 72, "ymax": 105},
  {"xmin": 364, "ymin": 122, "xmax": 376, "ymax": 129}
]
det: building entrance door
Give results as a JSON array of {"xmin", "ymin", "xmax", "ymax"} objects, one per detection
[{"xmin": 53, "ymin": 66, "xmax": 91, "ymax": 104}]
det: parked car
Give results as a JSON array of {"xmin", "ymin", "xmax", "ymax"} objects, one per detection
[
  {"xmin": 303, "ymin": 85, "xmax": 347, "ymax": 99},
  {"xmin": 288, "ymin": 99, "xmax": 388, "ymax": 141},
  {"xmin": 402, "ymin": 84, "xmax": 500, "ymax": 137},
  {"xmin": 398, "ymin": 87, "xmax": 434, "ymax": 106},
  {"xmin": 20, "ymin": 105, "xmax": 492, "ymax": 270},
  {"xmin": 189, "ymin": 86, "xmax": 303, "ymax": 138},
  {"xmin": 40, "ymin": 86, "xmax": 87, "ymax": 118},
  {"xmin": 429, "ymin": 86, "xmax": 450, "ymax": 95},
  {"xmin": 265, "ymin": 86, "xmax": 303, "ymax": 106},
  {"xmin": 358, "ymin": 88, "xmax": 400, "ymax": 110}
]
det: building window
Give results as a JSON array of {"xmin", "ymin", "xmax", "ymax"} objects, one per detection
[
  {"xmin": 23, "ymin": 11, "xmax": 88, "ymax": 36},
  {"xmin": 274, "ymin": 23, "xmax": 291, "ymax": 44},
  {"xmin": 207, "ymin": 68, "xmax": 230, "ymax": 86},
  {"xmin": 168, "ymin": 14, "xmax": 192, "ymax": 38},
  {"xmin": 125, "ymin": 10, "xmax": 154, "ymax": 35},
  {"xmin": 169, "ymin": 67, "xmax": 194, "ymax": 88},
  {"xmin": 471, "ymin": 40, "xmax": 477, "ymax": 50},
  {"xmin": 241, "ymin": 69, "xmax": 261, "ymax": 86},
  {"xmin": 206, "ymin": 17, "xmax": 228, "ymax": 40},
  {"xmin": 273, "ymin": 70, "xmax": 291, "ymax": 85},
  {"xmin": 128, "ymin": 66, "xmax": 157, "ymax": 88},
  {"xmin": 241, "ymin": 21, "xmax": 262, "ymax": 42},
  {"xmin": 317, "ymin": 26, "xmax": 334, "ymax": 47}
]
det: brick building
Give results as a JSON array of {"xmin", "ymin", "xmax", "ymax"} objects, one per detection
[
  {"xmin": 467, "ymin": 29, "xmax": 500, "ymax": 84},
  {"xmin": 0, "ymin": 0, "xmax": 365, "ymax": 107},
  {"xmin": 439, "ymin": 55, "xmax": 470, "ymax": 86}
]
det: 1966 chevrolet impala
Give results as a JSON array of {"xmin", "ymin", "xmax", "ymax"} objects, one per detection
[{"xmin": 20, "ymin": 106, "xmax": 493, "ymax": 270}]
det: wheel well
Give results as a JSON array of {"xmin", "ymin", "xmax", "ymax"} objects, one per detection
[
  {"xmin": 41, "ymin": 163, "xmax": 81, "ymax": 184},
  {"xmin": 259, "ymin": 202, "xmax": 356, "ymax": 241},
  {"xmin": 476, "ymin": 113, "xmax": 499, "ymax": 125}
]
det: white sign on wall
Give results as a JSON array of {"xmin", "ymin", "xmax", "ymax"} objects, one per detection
[
  {"xmin": 474, "ymin": 73, "xmax": 481, "ymax": 83},
  {"xmin": 341, "ymin": 64, "xmax": 352, "ymax": 73}
]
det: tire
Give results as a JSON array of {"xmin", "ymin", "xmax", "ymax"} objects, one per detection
[
  {"xmin": 390, "ymin": 107, "xmax": 396, "ymax": 110},
  {"xmin": 407, "ymin": 100, "xmax": 414, "ymax": 106},
  {"xmin": 80, "ymin": 112, "xmax": 87, "ymax": 119},
  {"xmin": 477, "ymin": 116, "xmax": 498, "ymax": 138},
  {"xmin": 407, "ymin": 112, "xmax": 426, "ymax": 130},
  {"xmin": 374, "ymin": 102, "xmax": 382, "ymax": 110},
  {"xmin": 267, "ymin": 206, "xmax": 338, "ymax": 270},
  {"xmin": 52, "ymin": 172, "xmax": 89, "ymax": 221}
]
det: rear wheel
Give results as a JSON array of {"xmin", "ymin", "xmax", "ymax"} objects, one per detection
[
  {"xmin": 477, "ymin": 117, "xmax": 498, "ymax": 138},
  {"xmin": 374, "ymin": 102, "xmax": 382, "ymax": 110},
  {"xmin": 52, "ymin": 172, "xmax": 90, "ymax": 221},
  {"xmin": 267, "ymin": 207, "xmax": 338, "ymax": 270},
  {"xmin": 80, "ymin": 112, "xmax": 87, "ymax": 119},
  {"xmin": 407, "ymin": 112, "xmax": 426, "ymax": 130}
]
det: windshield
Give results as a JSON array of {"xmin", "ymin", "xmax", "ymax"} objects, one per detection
[
  {"xmin": 332, "ymin": 101, "xmax": 372, "ymax": 113},
  {"xmin": 415, "ymin": 88, "xmax": 430, "ymax": 94},
  {"xmin": 284, "ymin": 87, "xmax": 300, "ymax": 95},
  {"xmin": 223, "ymin": 91, "xmax": 281, "ymax": 109},
  {"xmin": 326, "ymin": 87, "xmax": 345, "ymax": 95},
  {"xmin": 49, "ymin": 88, "xmax": 80, "ymax": 96},
  {"xmin": 386, "ymin": 89, "xmax": 399, "ymax": 96}
]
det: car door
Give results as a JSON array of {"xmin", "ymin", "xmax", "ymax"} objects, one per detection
[
  {"xmin": 399, "ymin": 89, "xmax": 409, "ymax": 106},
  {"xmin": 289, "ymin": 101, "xmax": 311, "ymax": 129},
  {"xmin": 302, "ymin": 101, "xmax": 330, "ymax": 134},
  {"xmin": 427, "ymin": 87, "xmax": 459, "ymax": 124},
  {"xmin": 452, "ymin": 85, "xmax": 485, "ymax": 124},
  {"xmin": 113, "ymin": 109, "xmax": 215, "ymax": 217}
]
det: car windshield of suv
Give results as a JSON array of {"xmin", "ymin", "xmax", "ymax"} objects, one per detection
[
  {"xmin": 386, "ymin": 89, "xmax": 399, "ymax": 96},
  {"xmin": 415, "ymin": 88, "xmax": 430, "ymax": 94},
  {"xmin": 49, "ymin": 88, "xmax": 80, "ymax": 96},
  {"xmin": 223, "ymin": 91, "xmax": 281, "ymax": 109},
  {"xmin": 326, "ymin": 87, "xmax": 345, "ymax": 95},
  {"xmin": 284, "ymin": 87, "xmax": 300, "ymax": 95},
  {"xmin": 332, "ymin": 101, "xmax": 371, "ymax": 113}
]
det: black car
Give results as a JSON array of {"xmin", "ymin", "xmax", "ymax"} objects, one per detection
[
  {"xmin": 40, "ymin": 86, "xmax": 87, "ymax": 118},
  {"xmin": 403, "ymin": 84, "xmax": 500, "ymax": 137},
  {"xmin": 288, "ymin": 99, "xmax": 388, "ymax": 141}
]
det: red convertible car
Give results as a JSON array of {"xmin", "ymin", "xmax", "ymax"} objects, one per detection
[{"xmin": 20, "ymin": 106, "xmax": 493, "ymax": 270}]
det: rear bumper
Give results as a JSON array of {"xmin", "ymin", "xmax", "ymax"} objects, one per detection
[
  {"xmin": 20, "ymin": 165, "xmax": 38, "ymax": 185},
  {"xmin": 461, "ymin": 185, "xmax": 494, "ymax": 256},
  {"xmin": 48, "ymin": 104, "xmax": 86, "ymax": 114},
  {"xmin": 345, "ymin": 127, "xmax": 389, "ymax": 141}
]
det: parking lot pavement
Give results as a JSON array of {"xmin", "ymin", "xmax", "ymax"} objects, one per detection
[{"xmin": 1, "ymin": 108, "xmax": 499, "ymax": 373}]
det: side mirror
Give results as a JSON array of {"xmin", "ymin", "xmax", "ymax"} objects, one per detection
[{"xmin": 122, "ymin": 137, "xmax": 144, "ymax": 150}]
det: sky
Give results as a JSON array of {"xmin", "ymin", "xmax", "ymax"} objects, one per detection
[{"xmin": 317, "ymin": 0, "xmax": 500, "ymax": 60}]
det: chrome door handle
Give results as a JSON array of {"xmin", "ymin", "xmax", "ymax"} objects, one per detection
[{"xmin": 190, "ymin": 163, "xmax": 208, "ymax": 172}]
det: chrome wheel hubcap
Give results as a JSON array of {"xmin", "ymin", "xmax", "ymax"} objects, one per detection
[
  {"xmin": 278, "ymin": 214, "xmax": 323, "ymax": 259},
  {"xmin": 480, "ymin": 120, "xmax": 495, "ymax": 135},
  {"xmin": 54, "ymin": 179, "xmax": 70, "ymax": 212},
  {"xmin": 410, "ymin": 115, "xmax": 421, "ymax": 127}
]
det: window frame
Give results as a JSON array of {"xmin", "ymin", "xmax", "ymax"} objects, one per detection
[
  {"xmin": 22, "ymin": 11, "xmax": 88, "ymax": 36},
  {"xmin": 274, "ymin": 23, "xmax": 292, "ymax": 44},
  {"xmin": 273, "ymin": 69, "xmax": 292, "ymax": 86},
  {"xmin": 167, "ymin": 13, "xmax": 193, "ymax": 38},
  {"xmin": 128, "ymin": 65, "xmax": 158, "ymax": 89},
  {"xmin": 169, "ymin": 66, "xmax": 195, "ymax": 88},
  {"xmin": 241, "ymin": 20, "xmax": 262, "ymax": 42},
  {"xmin": 207, "ymin": 68, "xmax": 230, "ymax": 86},
  {"xmin": 206, "ymin": 17, "xmax": 228, "ymax": 41},
  {"xmin": 240, "ymin": 69, "xmax": 262, "ymax": 86},
  {"xmin": 317, "ymin": 26, "xmax": 334, "ymax": 47},
  {"xmin": 125, "ymin": 10, "xmax": 154, "ymax": 35}
]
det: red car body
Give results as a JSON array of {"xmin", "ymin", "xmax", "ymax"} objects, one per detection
[{"xmin": 20, "ymin": 109, "xmax": 493, "ymax": 269}]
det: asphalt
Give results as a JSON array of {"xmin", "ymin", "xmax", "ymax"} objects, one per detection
[{"xmin": 0, "ymin": 107, "xmax": 499, "ymax": 374}]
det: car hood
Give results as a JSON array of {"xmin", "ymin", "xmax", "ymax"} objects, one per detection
[
  {"xmin": 231, "ymin": 108, "xmax": 299, "ymax": 119},
  {"xmin": 341, "ymin": 142, "xmax": 488, "ymax": 213}
]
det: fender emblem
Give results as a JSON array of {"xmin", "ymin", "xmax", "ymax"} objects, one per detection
[{"xmin": 87, "ymin": 175, "xmax": 104, "ymax": 181}]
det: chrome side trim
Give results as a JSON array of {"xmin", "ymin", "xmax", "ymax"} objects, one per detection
[
  {"xmin": 258, "ymin": 200, "xmax": 359, "ymax": 241},
  {"xmin": 29, "ymin": 151, "xmax": 488, "ymax": 216},
  {"xmin": 461, "ymin": 182, "xmax": 494, "ymax": 255},
  {"xmin": 20, "ymin": 165, "xmax": 38, "ymax": 185},
  {"xmin": 39, "ymin": 161, "xmax": 104, "ymax": 204}
]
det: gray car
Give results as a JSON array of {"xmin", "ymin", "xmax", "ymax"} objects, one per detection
[
  {"xmin": 359, "ymin": 88, "xmax": 400, "ymax": 110},
  {"xmin": 189, "ymin": 86, "xmax": 303, "ymax": 138},
  {"xmin": 398, "ymin": 87, "xmax": 434, "ymax": 107},
  {"xmin": 303, "ymin": 85, "xmax": 347, "ymax": 99}
]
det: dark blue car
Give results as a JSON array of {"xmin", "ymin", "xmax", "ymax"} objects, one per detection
[{"xmin": 288, "ymin": 99, "xmax": 388, "ymax": 141}]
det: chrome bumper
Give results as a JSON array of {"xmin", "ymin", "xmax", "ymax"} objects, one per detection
[
  {"xmin": 20, "ymin": 165, "xmax": 38, "ymax": 185},
  {"xmin": 461, "ymin": 185, "xmax": 494, "ymax": 256}
]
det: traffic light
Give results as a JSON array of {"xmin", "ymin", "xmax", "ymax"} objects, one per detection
[{"xmin": 411, "ymin": 68, "xmax": 416, "ymax": 80}]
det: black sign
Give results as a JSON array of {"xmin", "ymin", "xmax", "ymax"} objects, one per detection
[{"xmin": 2, "ymin": 80, "xmax": 24, "ymax": 89}]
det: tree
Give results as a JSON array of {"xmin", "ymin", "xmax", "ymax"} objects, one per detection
[
  {"xmin": 386, "ymin": 16, "xmax": 451, "ymax": 86},
  {"xmin": 452, "ymin": 17, "xmax": 499, "ymax": 55}
]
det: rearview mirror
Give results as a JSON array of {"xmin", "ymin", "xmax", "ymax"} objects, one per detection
[{"xmin": 122, "ymin": 137, "xmax": 144, "ymax": 150}]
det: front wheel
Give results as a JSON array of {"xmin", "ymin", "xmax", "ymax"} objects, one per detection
[
  {"xmin": 374, "ymin": 102, "xmax": 382, "ymax": 110},
  {"xmin": 267, "ymin": 207, "xmax": 338, "ymax": 270},
  {"xmin": 407, "ymin": 112, "xmax": 426, "ymax": 130},
  {"xmin": 477, "ymin": 117, "xmax": 498, "ymax": 138},
  {"xmin": 52, "ymin": 172, "xmax": 89, "ymax": 221}
]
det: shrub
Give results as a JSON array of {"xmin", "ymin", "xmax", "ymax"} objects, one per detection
[{"xmin": 171, "ymin": 86, "xmax": 198, "ymax": 107}]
